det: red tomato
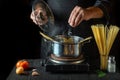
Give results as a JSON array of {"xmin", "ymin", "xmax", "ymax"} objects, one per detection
[
  {"xmin": 16, "ymin": 60, "xmax": 23, "ymax": 68},
  {"xmin": 16, "ymin": 60, "xmax": 29, "ymax": 69}
]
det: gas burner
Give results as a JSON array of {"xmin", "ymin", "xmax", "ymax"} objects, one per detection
[{"xmin": 48, "ymin": 54, "xmax": 85, "ymax": 64}]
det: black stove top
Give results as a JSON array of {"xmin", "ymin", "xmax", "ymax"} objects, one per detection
[{"xmin": 44, "ymin": 57, "xmax": 90, "ymax": 73}]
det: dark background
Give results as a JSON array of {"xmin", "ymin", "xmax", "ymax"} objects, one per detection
[{"xmin": 1, "ymin": 0, "xmax": 120, "ymax": 80}]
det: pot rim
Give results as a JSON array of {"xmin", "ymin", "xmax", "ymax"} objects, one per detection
[{"xmin": 52, "ymin": 35, "xmax": 84, "ymax": 44}]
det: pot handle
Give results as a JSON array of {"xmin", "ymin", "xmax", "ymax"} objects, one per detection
[
  {"xmin": 39, "ymin": 31, "xmax": 57, "ymax": 42},
  {"xmin": 79, "ymin": 36, "xmax": 92, "ymax": 44}
]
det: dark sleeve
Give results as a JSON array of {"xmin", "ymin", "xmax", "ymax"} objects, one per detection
[{"xmin": 94, "ymin": 0, "xmax": 112, "ymax": 24}]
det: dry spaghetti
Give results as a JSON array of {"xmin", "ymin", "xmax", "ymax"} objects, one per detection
[{"xmin": 91, "ymin": 24, "xmax": 119, "ymax": 70}]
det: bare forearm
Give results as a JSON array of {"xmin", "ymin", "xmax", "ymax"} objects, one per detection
[{"xmin": 84, "ymin": 7, "xmax": 104, "ymax": 21}]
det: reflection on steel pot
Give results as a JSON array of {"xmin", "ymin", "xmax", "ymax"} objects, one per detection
[{"xmin": 51, "ymin": 35, "xmax": 92, "ymax": 58}]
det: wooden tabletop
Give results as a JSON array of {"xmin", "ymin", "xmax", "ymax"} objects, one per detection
[{"xmin": 7, "ymin": 59, "xmax": 120, "ymax": 80}]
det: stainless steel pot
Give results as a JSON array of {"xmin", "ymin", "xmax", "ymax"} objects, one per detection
[{"xmin": 51, "ymin": 35, "xmax": 92, "ymax": 58}]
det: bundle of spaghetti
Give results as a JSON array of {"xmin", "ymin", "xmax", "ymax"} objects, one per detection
[
  {"xmin": 91, "ymin": 24, "xmax": 119, "ymax": 70},
  {"xmin": 91, "ymin": 24, "xmax": 106, "ymax": 69},
  {"xmin": 106, "ymin": 25, "xmax": 120, "ymax": 55},
  {"xmin": 91, "ymin": 24, "xmax": 106, "ymax": 55}
]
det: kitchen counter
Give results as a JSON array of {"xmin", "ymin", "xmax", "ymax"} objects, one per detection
[{"xmin": 7, "ymin": 59, "xmax": 120, "ymax": 80}]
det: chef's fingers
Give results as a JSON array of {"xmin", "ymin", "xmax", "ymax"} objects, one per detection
[
  {"xmin": 74, "ymin": 10, "xmax": 84, "ymax": 27},
  {"xmin": 30, "ymin": 9, "xmax": 48, "ymax": 25},
  {"xmin": 35, "ymin": 10, "xmax": 48, "ymax": 25},
  {"xmin": 68, "ymin": 6, "xmax": 78, "ymax": 24},
  {"xmin": 30, "ymin": 11, "xmax": 38, "ymax": 24},
  {"xmin": 68, "ymin": 6, "xmax": 84, "ymax": 27}
]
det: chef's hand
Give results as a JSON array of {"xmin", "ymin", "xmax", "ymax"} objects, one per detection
[
  {"xmin": 68, "ymin": 6, "xmax": 103, "ymax": 27},
  {"xmin": 30, "ymin": 8, "xmax": 48, "ymax": 26},
  {"xmin": 68, "ymin": 6, "xmax": 85, "ymax": 27}
]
